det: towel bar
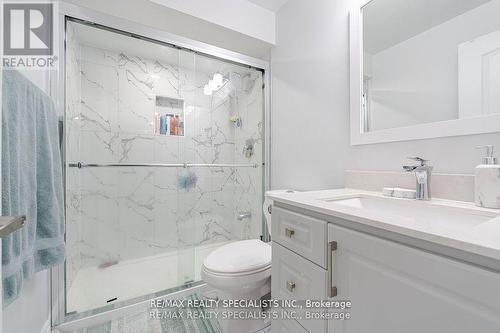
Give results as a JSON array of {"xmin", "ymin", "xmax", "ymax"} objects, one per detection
[
  {"xmin": 68, "ymin": 162, "xmax": 261, "ymax": 169},
  {"xmin": 0, "ymin": 216, "xmax": 26, "ymax": 237}
]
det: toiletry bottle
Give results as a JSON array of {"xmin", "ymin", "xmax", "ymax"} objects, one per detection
[{"xmin": 475, "ymin": 145, "xmax": 500, "ymax": 208}]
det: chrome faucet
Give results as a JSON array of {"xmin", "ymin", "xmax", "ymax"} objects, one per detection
[
  {"xmin": 237, "ymin": 211, "xmax": 252, "ymax": 221},
  {"xmin": 403, "ymin": 157, "xmax": 433, "ymax": 200}
]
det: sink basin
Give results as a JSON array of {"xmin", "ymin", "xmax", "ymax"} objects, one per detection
[{"xmin": 321, "ymin": 195, "xmax": 500, "ymax": 232}]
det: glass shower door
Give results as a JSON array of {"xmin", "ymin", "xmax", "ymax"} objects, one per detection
[
  {"xmin": 65, "ymin": 20, "xmax": 197, "ymax": 314},
  {"xmin": 62, "ymin": 17, "xmax": 265, "ymax": 319}
]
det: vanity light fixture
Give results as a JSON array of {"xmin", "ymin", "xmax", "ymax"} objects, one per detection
[
  {"xmin": 208, "ymin": 79, "xmax": 218, "ymax": 90},
  {"xmin": 203, "ymin": 84, "xmax": 213, "ymax": 96},
  {"xmin": 213, "ymin": 73, "xmax": 223, "ymax": 85}
]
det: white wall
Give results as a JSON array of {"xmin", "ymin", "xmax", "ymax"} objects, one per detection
[
  {"xmin": 348, "ymin": 131, "xmax": 500, "ymax": 174},
  {"xmin": 270, "ymin": 0, "xmax": 350, "ymax": 190},
  {"xmin": 149, "ymin": 0, "xmax": 276, "ymax": 44},
  {"xmin": 271, "ymin": 0, "xmax": 500, "ymax": 192}
]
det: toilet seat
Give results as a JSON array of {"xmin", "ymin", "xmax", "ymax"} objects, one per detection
[
  {"xmin": 203, "ymin": 262, "xmax": 271, "ymax": 278},
  {"xmin": 203, "ymin": 239, "xmax": 271, "ymax": 275}
]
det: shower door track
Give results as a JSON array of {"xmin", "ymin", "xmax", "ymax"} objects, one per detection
[
  {"xmin": 69, "ymin": 162, "xmax": 261, "ymax": 168},
  {"xmin": 53, "ymin": 2, "xmax": 271, "ymax": 328}
]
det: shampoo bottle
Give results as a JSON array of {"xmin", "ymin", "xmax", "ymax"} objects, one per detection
[{"xmin": 475, "ymin": 145, "xmax": 500, "ymax": 208}]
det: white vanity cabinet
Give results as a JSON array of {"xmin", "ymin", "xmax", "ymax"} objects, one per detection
[
  {"xmin": 271, "ymin": 205, "xmax": 500, "ymax": 333},
  {"xmin": 328, "ymin": 224, "xmax": 500, "ymax": 333}
]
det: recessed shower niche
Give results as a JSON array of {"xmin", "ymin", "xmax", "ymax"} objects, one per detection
[{"xmin": 154, "ymin": 96, "xmax": 185, "ymax": 136}]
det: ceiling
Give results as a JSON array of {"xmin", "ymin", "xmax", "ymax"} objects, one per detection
[
  {"xmin": 247, "ymin": 0, "xmax": 290, "ymax": 12},
  {"xmin": 363, "ymin": 0, "xmax": 493, "ymax": 54}
]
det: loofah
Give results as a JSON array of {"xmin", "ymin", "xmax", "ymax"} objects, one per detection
[{"xmin": 178, "ymin": 169, "xmax": 198, "ymax": 190}]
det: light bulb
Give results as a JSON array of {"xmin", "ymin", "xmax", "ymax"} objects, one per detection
[
  {"xmin": 213, "ymin": 73, "xmax": 223, "ymax": 85},
  {"xmin": 203, "ymin": 84, "xmax": 212, "ymax": 96},
  {"xmin": 208, "ymin": 79, "xmax": 218, "ymax": 90}
]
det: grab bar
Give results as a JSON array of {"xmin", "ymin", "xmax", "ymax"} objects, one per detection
[
  {"xmin": 68, "ymin": 162, "xmax": 260, "ymax": 169},
  {"xmin": 0, "ymin": 216, "xmax": 26, "ymax": 237}
]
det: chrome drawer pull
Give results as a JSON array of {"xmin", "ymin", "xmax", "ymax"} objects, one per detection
[
  {"xmin": 328, "ymin": 241, "xmax": 338, "ymax": 297},
  {"xmin": 285, "ymin": 228, "xmax": 295, "ymax": 238},
  {"xmin": 286, "ymin": 280, "xmax": 296, "ymax": 292}
]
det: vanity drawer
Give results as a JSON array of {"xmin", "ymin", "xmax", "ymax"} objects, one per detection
[
  {"xmin": 272, "ymin": 206, "xmax": 327, "ymax": 267},
  {"xmin": 272, "ymin": 242, "xmax": 328, "ymax": 333}
]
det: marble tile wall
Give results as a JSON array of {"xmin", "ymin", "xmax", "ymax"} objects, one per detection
[{"xmin": 65, "ymin": 28, "xmax": 264, "ymax": 290}]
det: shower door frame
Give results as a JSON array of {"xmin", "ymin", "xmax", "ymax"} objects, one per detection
[{"xmin": 52, "ymin": 2, "xmax": 271, "ymax": 327}]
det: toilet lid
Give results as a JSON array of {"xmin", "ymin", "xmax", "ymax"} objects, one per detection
[{"xmin": 203, "ymin": 240, "xmax": 271, "ymax": 274}]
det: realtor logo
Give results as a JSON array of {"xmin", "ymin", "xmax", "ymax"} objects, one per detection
[{"xmin": 3, "ymin": 3, "xmax": 53, "ymax": 56}]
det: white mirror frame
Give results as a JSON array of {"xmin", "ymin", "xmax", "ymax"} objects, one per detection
[{"xmin": 349, "ymin": 0, "xmax": 500, "ymax": 145}]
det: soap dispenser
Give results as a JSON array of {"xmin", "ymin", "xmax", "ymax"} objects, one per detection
[{"xmin": 475, "ymin": 145, "xmax": 500, "ymax": 208}]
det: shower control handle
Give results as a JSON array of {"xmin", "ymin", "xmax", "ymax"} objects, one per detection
[
  {"xmin": 237, "ymin": 211, "xmax": 252, "ymax": 221},
  {"xmin": 286, "ymin": 280, "xmax": 296, "ymax": 292},
  {"xmin": 285, "ymin": 228, "xmax": 295, "ymax": 238}
]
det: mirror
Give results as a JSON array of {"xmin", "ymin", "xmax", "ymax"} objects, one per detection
[{"xmin": 351, "ymin": 0, "xmax": 500, "ymax": 144}]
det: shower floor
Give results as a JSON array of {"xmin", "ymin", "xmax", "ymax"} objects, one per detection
[{"xmin": 67, "ymin": 241, "xmax": 230, "ymax": 313}]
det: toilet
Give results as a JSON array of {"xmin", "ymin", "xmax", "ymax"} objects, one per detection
[{"xmin": 201, "ymin": 190, "xmax": 294, "ymax": 332}]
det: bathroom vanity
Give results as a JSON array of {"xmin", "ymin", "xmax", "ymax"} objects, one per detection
[{"xmin": 269, "ymin": 189, "xmax": 500, "ymax": 333}]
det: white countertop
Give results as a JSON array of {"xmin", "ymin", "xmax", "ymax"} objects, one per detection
[{"xmin": 267, "ymin": 188, "xmax": 500, "ymax": 265}]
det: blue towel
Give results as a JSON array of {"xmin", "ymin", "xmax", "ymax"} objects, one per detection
[{"xmin": 1, "ymin": 70, "xmax": 65, "ymax": 307}]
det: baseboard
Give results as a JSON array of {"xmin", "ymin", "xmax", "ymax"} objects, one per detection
[{"xmin": 40, "ymin": 320, "xmax": 51, "ymax": 333}]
